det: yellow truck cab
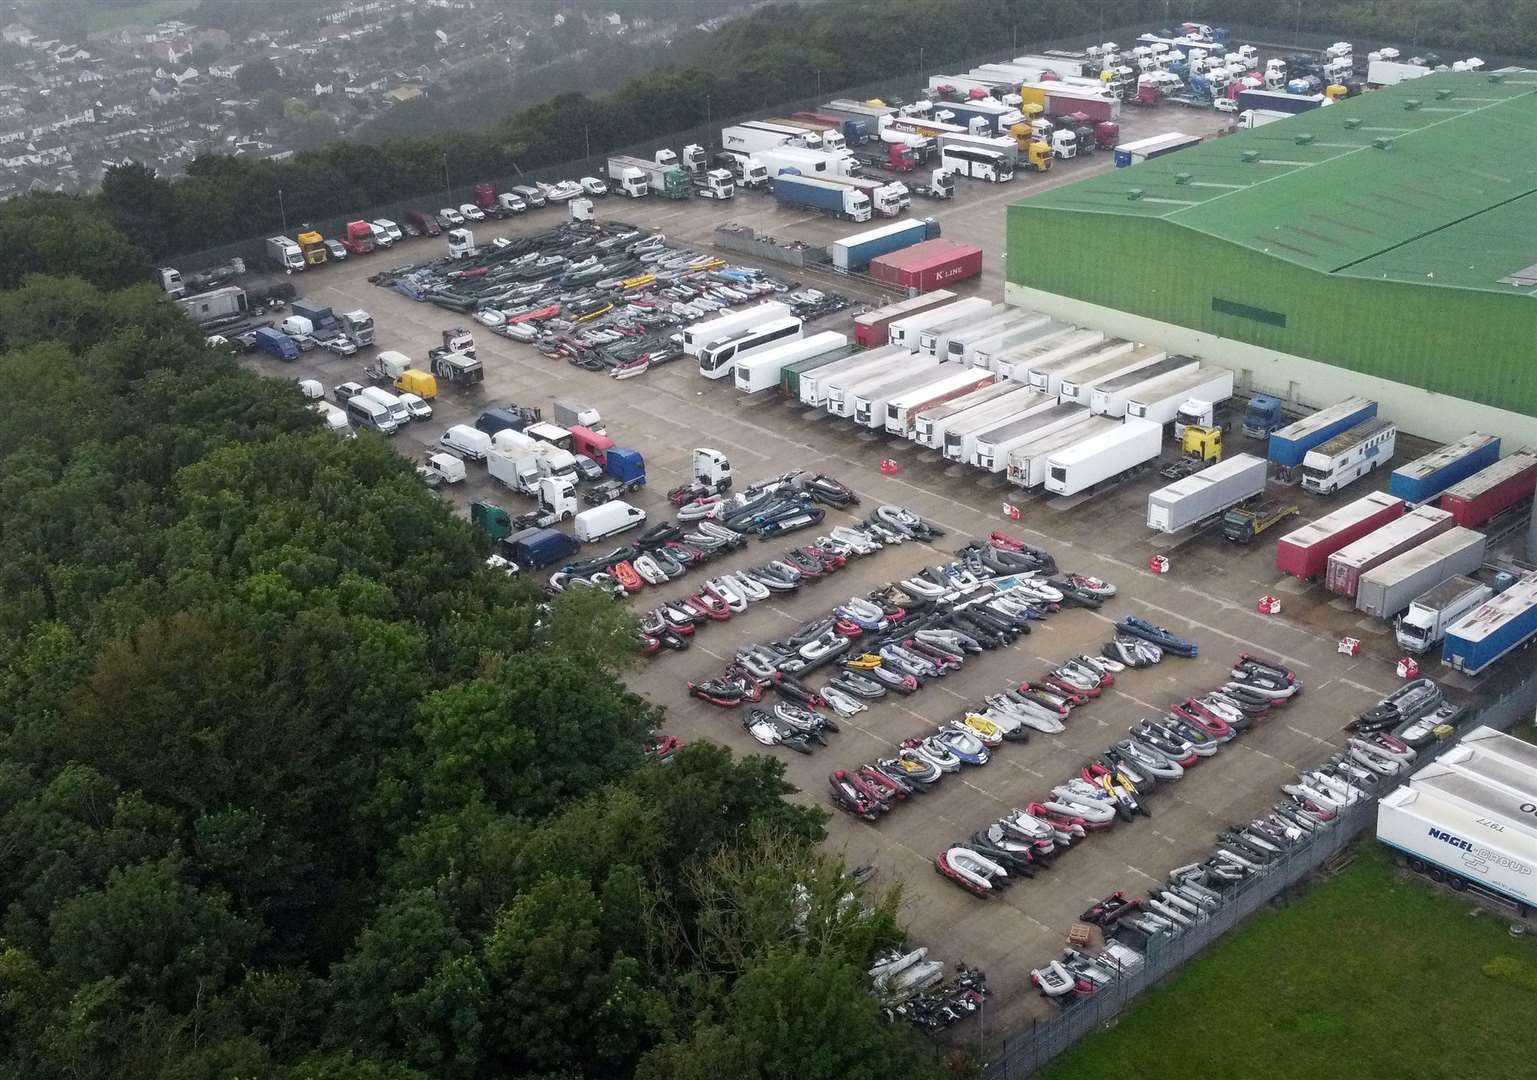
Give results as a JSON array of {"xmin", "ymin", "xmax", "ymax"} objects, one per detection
[{"xmin": 296, "ymin": 230, "xmax": 328, "ymax": 266}]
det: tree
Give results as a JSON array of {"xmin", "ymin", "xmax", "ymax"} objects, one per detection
[{"xmin": 236, "ymin": 56, "xmax": 284, "ymax": 94}]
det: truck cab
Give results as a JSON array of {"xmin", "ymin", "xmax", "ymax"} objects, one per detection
[
  {"xmin": 609, "ymin": 165, "xmax": 648, "ymax": 198},
  {"xmin": 296, "ymin": 230, "xmax": 328, "ymax": 266},
  {"xmin": 1242, "ymin": 394, "xmax": 1285, "ymax": 438},
  {"xmin": 342, "ymin": 221, "xmax": 375, "ymax": 256},
  {"xmin": 693, "ymin": 169, "xmax": 735, "ymax": 199},
  {"xmin": 680, "ymin": 144, "xmax": 708, "ymax": 172},
  {"xmin": 157, "ymin": 267, "xmax": 185, "ymax": 297},
  {"xmin": 341, "ymin": 310, "xmax": 374, "ymax": 348},
  {"xmin": 447, "ymin": 229, "xmax": 476, "ymax": 258}
]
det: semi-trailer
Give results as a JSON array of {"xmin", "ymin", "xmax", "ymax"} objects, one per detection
[
  {"xmin": 733, "ymin": 331, "xmax": 850, "ymax": 394},
  {"xmin": 831, "ymin": 219, "xmax": 941, "ymax": 272},
  {"xmin": 916, "ymin": 301, "xmax": 1005, "ymax": 357},
  {"xmin": 1268, "ymin": 396, "xmax": 1378, "ymax": 468},
  {"xmin": 1089, "ymin": 355, "xmax": 1203, "ymax": 417},
  {"xmin": 969, "ymin": 318, "xmax": 1073, "ymax": 372},
  {"xmin": 883, "ymin": 367, "xmax": 999, "ymax": 436},
  {"xmin": 800, "ymin": 345, "xmax": 908, "ymax": 407},
  {"xmin": 1056, "ymin": 345, "xmax": 1166, "ymax": 405},
  {"xmin": 1007, "ymin": 416, "xmax": 1119, "ymax": 488},
  {"xmin": 763, "ymin": 117, "xmax": 849, "ymax": 152},
  {"xmin": 972, "ymin": 401, "xmax": 1090, "ymax": 472},
  {"xmin": 779, "ymin": 345, "xmax": 858, "ymax": 399},
  {"xmin": 1019, "ymin": 332, "xmax": 1119, "ymax": 392},
  {"xmin": 868, "ymin": 239, "xmax": 984, "ymax": 293},
  {"xmin": 852, "ymin": 361, "xmax": 979, "ymax": 428},
  {"xmin": 1390, "ymin": 433, "xmax": 1501, "ymax": 504},
  {"xmin": 1377, "ymin": 782, "xmax": 1537, "ymax": 911},
  {"xmin": 606, "ymin": 155, "xmax": 690, "ymax": 198},
  {"xmin": 752, "ymin": 145, "xmax": 858, "ymax": 179},
  {"xmin": 682, "ymin": 301, "xmax": 792, "ymax": 358},
  {"xmin": 942, "ymin": 309, "xmax": 1051, "ymax": 364},
  {"xmin": 770, "ymin": 174, "xmax": 871, "ymax": 221},
  {"xmin": 1043, "ymin": 418, "xmax": 1163, "ymax": 496},
  {"xmin": 790, "ymin": 111, "xmax": 870, "ymax": 145},
  {"xmin": 1145, "ymin": 453, "xmax": 1268, "ymax": 533},
  {"xmin": 1443, "ymin": 571, "xmax": 1537, "ymax": 677},
  {"xmin": 854, "ymin": 290, "xmax": 958, "ymax": 348},
  {"xmin": 943, "ymin": 389, "xmax": 1048, "ymax": 461},
  {"xmin": 1394, "ymin": 575, "xmax": 1495, "ymax": 654},
  {"xmin": 1324, "ymin": 504, "xmax": 1455, "ymax": 598},
  {"xmin": 1275, "ymin": 491, "xmax": 1405, "ymax": 580},
  {"xmin": 1124, "ymin": 367, "xmax": 1235, "ymax": 428},
  {"xmin": 913, "ymin": 381, "xmax": 1030, "ymax": 449},
  {"xmin": 1300, "ymin": 417, "xmax": 1398, "ymax": 495},
  {"xmin": 1439, "ymin": 449, "xmax": 1537, "ymax": 527},
  {"xmin": 832, "ymin": 356, "xmax": 938, "ymax": 419},
  {"xmin": 1112, "ymin": 131, "xmax": 1202, "ymax": 166},
  {"xmin": 1356, "ymin": 528, "xmax": 1488, "ymax": 621},
  {"xmin": 722, "ymin": 122, "xmax": 814, "ymax": 154},
  {"xmin": 1235, "ymin": 88, "xmax": 1329, "ymax": 114},
  {"xmin": 888, "ymin": 298, "xmax": 992, "ymax": 351}
]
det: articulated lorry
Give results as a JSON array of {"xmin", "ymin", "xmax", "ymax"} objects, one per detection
[
  {"xmin": 607, "ymin": 155, "xmax": 690, "ymax": 198},
  {"xmin": 1124, "ymin": 367, "xmax": 1234, "ymax": 429},
  {"xmin": 770, "ymin": 173, "xmax": 871, "ymax": 221},
  {"xmin": 1146, "ymin": 453, "xmax": 1268, "ymax": 533},
  {"xmin": 1043, "ymin": 418, "xmax": 1163, "ymax": 497}
]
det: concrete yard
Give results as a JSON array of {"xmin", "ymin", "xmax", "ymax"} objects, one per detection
[{"xmin": 246, "ymin": 102, "xmax": 1448, "ymax": 1048}]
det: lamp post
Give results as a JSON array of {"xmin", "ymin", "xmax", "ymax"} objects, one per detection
[
  {"xmin": 584, "ymin": 123, "xmax": 591, "ymax": 163},
  {"xmin": 277, "ymin": 186, "xmax": 286, "ymax": 233},
  {"xmin": 705, "ymin": 93, "xmax": 712, "ymax": 150},
  {"xmin": 443, "ymin": 151, "xmax": 451, "ymax": 207}
]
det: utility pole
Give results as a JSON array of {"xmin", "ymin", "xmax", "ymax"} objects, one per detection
[
  {"xmin": 705, "ymin": 93, "xmax": 712, "ymax": 150},
  {"xmin": 583, "ymin": 124, "xmax": 590, "ymax": 163},
  {"xmin": 443, "ymin": 151, "xmax": 451, "ymax": 207},
  {"xmin": 815, "ymin": 68, "xmax": 821, "ymax": 105},
  {"xmin": 277, "ymin": 186, "xmax": 286, "ymax": 233}
]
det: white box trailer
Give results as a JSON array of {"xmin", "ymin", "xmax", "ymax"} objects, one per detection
[
  {"xmin": 848, "ymin": 359, "xmax": 949, "ymax": 426},
  {"xmin": 1089, "ymin": 355, "xmax": 1201, "ymax": 416},
  {"xmin": 969, "ymin": 318, "xmax": 1072, "ymax": 370},
  {"xmin": 894, "ymin": 297, "xmax": 994, "ymax": 352},
  {"xmin": 1057, "ymin": 345, "xmax": 1166, "ymax": 404},
  {"xmin": 944, "ymin": 309, "xmax": 1050, "ymax": 363},
  {"xmin": 917, "ymin": 301, "xmax": 1006, "ymax": 356},
  {"xmin": 943, "ymin": 388, "xmax": 1047, "ymax": 461},
  {"xmin": 1021, "ymin": 332, "xmax": 1120, "ymax": 393},
  {"xmin": 914, "ymin": 381, "xmax": 1029, "ymax": 448},
  {"xmin": 827, "ymin": 354, "xmax": 935, "ymax": 418},
  {"xmin": 682, "ymin": 301, "xmax": 792, "ymax": 357},
  {"xmin": 973, "ymin": 402, "xmax": 1090, "ymax": 472},
  {"xmin": 884, "ymin": 367, "xmax": 999, "ymax": 436},
  {"xmin": 1007, "ymin": 416, "xmax": 1119, "ymax": 488},
  {"xmin": 800, "ymin": 345, "xmax": 907, "ymax": 406},
  {"xmin": 1145, "ymin": 453, "xmax": 1268, "ymax": 533},
  {"xmin": 1044, "ymin": 418, "xmax": 1163, "ymax": 496},
  {"xmin": 733, "ymin": 331, "xmax": 849, "ymax": 393},
  {"xmin": 1357, "ymin": 527, "xmax": 1488, "ymax": 620},
  {"xmin": 1124, "ymin": 366, "xmax": 1235, "ymax": 427}
]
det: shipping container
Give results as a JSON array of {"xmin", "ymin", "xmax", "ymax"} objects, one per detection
[
  {"xmin": 1267, "ymin": 396, "xmax": 1378, "ymax": 467},
  {"xmin": 942, "ymin": 389, "xmax": 1048, "ymax": 461},
  {"xmin": 868, "ymin": 238, "xmax": 984, "ymax": 292},
  {"xmin": 1390, "ymin": 433, "xmax": 1502, "ymax": 504},
  {"xmin": 1123, "ymin": 367, "xmax": 1234, "ymax": 427},
  {"xmin": 780, "ymin": 345, "xmax": 857, "ymax": 398},
  {"xmin": 914, "ymin": 381, "xmax": 1029, "ymax": 449},
  {"xmin": 798, "ymin": 345, "xmax": 907, "ymax": 407},
  {"xmin": 1043, "ymin": 418, "xmax": 1163, "ymax": 496},
  {"xmin": 1146, "ymin": 454, "xmax": 1268, "ymax": 533},
  {"xmin": 972, "ymin": 401, "xmax": 1089, "ymax": 472},
  {"xmin": 1439, "ymin": 448, "xmax": 1537, "ymax": 527},
  {"xmin": 884, "ymin": 367, "xmax": 999, "ymax": 436},
  {"xmin": 1007, "ymin": 416, "xmax": 1118, "ymax": 488},
  {"xmin": 831, "ymin": 218, "xmax": 941, "ymax": 272},
  {"xmin": 1324, "ymin": 504, "xmax": 1455, "ymax": 597},
  {"xmin": 1057, "ymin": 345, "xmax": 1168, "ymax": 404},
  {"xmin": 1275, "ymin": 491, "xmax": 1405, "ymax": 580},
  {"xmin": 853, "ymin": 290, "xmax": 957, "ymax": 348},
  {"xmin": 917, "ymin": 301, "xmax": 1006, "ymax": 357},
  {"xmin": 888, "ymin": 298, "xmax": 991, "ymax": 351},
  {"xmin": 1357, "ymin": 529, "xmax": 1488, "ymax": 621},
  {"xmin": 1443, "ymin": 571, "xmax": 1537, "ymax": 676},
  {"xmin": 734, "ymin": 331, "xmax": 849, "ymax": 394},
  {"xmin": 1088, "ymin": 355, "xmax": 1202, "ymax": 417}
]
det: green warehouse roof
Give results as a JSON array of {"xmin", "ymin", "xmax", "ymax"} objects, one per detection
[{"xmin": 1018, "ymin": 70, "xmax": 1537, "ymax": 294}]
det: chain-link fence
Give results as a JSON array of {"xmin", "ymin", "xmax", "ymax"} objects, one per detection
[{"xmin": 982, "ymin": 662, "xmax": 1537, "ymax": 1079}]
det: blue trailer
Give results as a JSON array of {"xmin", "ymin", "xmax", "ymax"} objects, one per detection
[
  {"xmin": 1443, "ymin": 570, "xmax": 1537, "ymax": 676},
  {"xmin": 1235, "ymin": 89, "xmax": 1327, "ymax": 115},
  {"xmin": 1390, "ymin": 433, "xmax": 1502, "ymax": 504},
  {"xmin": 1268, "ymin": 396, "xmax": 1378, "ymax": 467},
  {"xmin": 291, "ymin": 300, "xmax": 338, "ymax": 335},
  {"xmin": 831, "ymin": 218, "xmax": 941, "ymax": 272},
  {"xmin": 251, "ymin": 326, "xmax": 299, "ymax": 361},
  {"xmin": 770, "ymin": 173, "xmax": 871, "ymax": 221},
  {"xmin": 936, "ymin": 100, "xmax": 1012, "ymax": 136}
]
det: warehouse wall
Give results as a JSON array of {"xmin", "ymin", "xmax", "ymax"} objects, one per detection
[
  {"xmin": 1005, "ymin": 206, "xmax": 1537, "ymax": 421},
  {"xmin": 1005, "ymin": 282, "xmax": 1537, "ymax": 449}
]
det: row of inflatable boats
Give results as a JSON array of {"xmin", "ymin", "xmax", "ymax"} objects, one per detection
[{"xmin": 868, "ymin": 948, "xmax": 990, "ymax": 1032}]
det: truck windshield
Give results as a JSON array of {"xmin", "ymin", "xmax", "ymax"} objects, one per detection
[
  {"xmin": 1397, "ymin": 622, "xmax": 1428, "ymax": 645},
  {"xmin": 1300, "ymin": 465, "xmax": 1330, "ymax": 482}
]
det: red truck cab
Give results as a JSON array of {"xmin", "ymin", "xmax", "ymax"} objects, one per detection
[
  {"xmin": 342, "ymin": 220, "xmax": 375, "ymax": 255},
  {"xmin": 568, "ymin": 424, "xmax": 614, "ymax": 465},
  {"xmin": 473, "ymin": 181, "xmax": 498, "ymax": 210}
]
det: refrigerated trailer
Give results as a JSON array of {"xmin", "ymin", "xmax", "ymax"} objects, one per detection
[
  {"xmin": 1358, "ymin": 529, "xmax": 1488, "ymax": 622},
  {"xmin": 1043, "ymin": 418, "xmax": 1163, "ymax": 496},
  {"xmin": 1300, "ymin": 417, "xmax": 1398, "ymax": 495},
  {"xmin": 972, "ymin": 401, "xmax": 1090, "ymax": 472},
  {"xmin": 1020, "ymin": 332, "xmax": 1118, "ymax": 393},
  {"xmin": 1268, "ymin": 396, "xmax": 1378, "ymax": 468},
  {"xmin": 1324, "ymin": 504, "xmax": 1453, "ymax": 597},
  {"xmin": 1439, "ymin": 448, "xmax": 1537, "ymax": 527},
  {"xmin": 1443, "ymin": 570, "xmax": 1537, "ymax": 677},
  {"xmin": 1058, "ymin": 346, "xmax": 1169, "ymax": 406},
  {"xmin": 1275, "ymin": 491, "xmax": 1405, "ymax": 580},
  {"xmin": 1377, "ymin": 784, "xmax": 1537, "ymax": 910},
  {"xmin": 889, "ymin": 297, "xmax": 993, "ymax": 351},
  {"xmin": 943, "ymin": 309, "xmax": 1050, "ymax": 364},
  {"xmin": 733, "ymin": 331, "xmax": 850, "ymax": 394},
  {"xmin": 884, "ymin": 367, "xmax": 999, "ymax": 436},
  {"xmin": 682, "ymin": 301, "xmax": 792, "ymax": 358},
  {"xmin": 1088, "ymin": 355, "xmax": 1201, "ymax": 417},
  {"xmin": 917, "ymin": 301, "xmax": 1006, "ymax": 357},
  {"xmin": 1390, "ymin": 433, "xmax": 1502, "ymax": 505},
  {"xmin": 799, "ymin": 345, "xmax": 906, "ymax": 407},
  {"xmin": 828, "ymin": 354, "xmax": 936, "ymax": 418},
  {"xmin": 1123, "ymin": 367, "xmax": 1234, "ymax": 427},
  {"xmin": 1007, "ymin": 416, "xmax": 1118, "ymax": 488},
  {"xmin": 913, "ymin": 381, "xmax": 1030, "ymax": 449},
  {"xmin": 1145, "ymin": 454, "xmax": 1267, "ymax": 533},
  {"xmin": 853, "ymin": 290, "xmax": 957, "ymax": 348},
  {"xmin": 848, "ymin": 359, "xmax": 951, "ymax": 427},
  {"xmin": 942, "ymin": 389, "xmax": 1048, "ymax": 461},
  {"xmin": 967, "ymin": 317, "xmax": 1070, "ymax": 370}
]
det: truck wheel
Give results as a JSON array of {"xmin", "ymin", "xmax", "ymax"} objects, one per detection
[
  {"xmin": 1448, "ymin": 876, "xmax": 1467, "ymax": 892},
  {"xmin": 1407, "ymin": 857, "xmax": 1426, "ymax": 873},
  {"xmin": 1428, "ymin": 867, "xmax": 1445, "ymax": 883}
]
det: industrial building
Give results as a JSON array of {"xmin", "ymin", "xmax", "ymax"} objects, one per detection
[{"xmin": 1006, "ymin": 70, "xmax": 1537, "ymax": 445}]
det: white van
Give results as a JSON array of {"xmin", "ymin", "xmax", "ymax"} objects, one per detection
[
  {"xmin": 310, "ymin": 400, "xmax": 354, "ymax": 438},
  {"xmin": 358, "ymin": 387, "xmax": 411, "ymax": 429},
  {"xmin": 573, "ymin": 500, "xmax": 646, "ymax": 542},
  {"xmin": 345, "ymin": 395, "xmax": 400, "ymax": 434},
  {"xmin": 281, "ymin": 314, "xmax": 315, "ymax": 338},
  {"xmin": 373, "ymin": 218, "xmax": 404, "ymax": 243},
  {"xmin": 368, "ymin": 221, "xmax": 394, "ymax": 248},
  {"xmin": 440, "ymin": 423, "xmax": 492, "ymax": 460}
]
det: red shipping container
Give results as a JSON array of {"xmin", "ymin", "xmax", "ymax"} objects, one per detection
[
  {"xmin": 853, "ymin": 290, "xmax": 957, "ymax": 347},
  {"xmin": 1276, "ymin": 491, "xmax": 1404, "ymax": 580},
  {"xmin": 1323, "ymin": 504, "xmax": 1453, "ymax": 597},
  {"xmin": 869, "ymin": 239, "xmax": 982, "ymax": 293},
  {"xmin": 1439, "ymin": 449, "xmax": 1537, "ymax": 527}
]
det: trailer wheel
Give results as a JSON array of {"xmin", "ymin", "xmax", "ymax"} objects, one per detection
[
  {"xmin": 1407, "ymin": 857, "xmax": 1426, "ymax": 873},
  {"xmin": 1448, "ymin": 876, "xmax": 1467, "ymax": 892},
  {"xmin": 1429, "ymin": 867, "xmax": 1445, "ymax": 883}
]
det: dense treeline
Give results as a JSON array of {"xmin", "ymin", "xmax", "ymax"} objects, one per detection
[{"xmin": 0, "ymin": 201, "xmax": 946, "ymax": 1077}]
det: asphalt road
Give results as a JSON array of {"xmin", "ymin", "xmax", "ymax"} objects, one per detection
[{"xmin": 244, "ymin": 101, "xmax": 1448, "ymax": 1049}]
